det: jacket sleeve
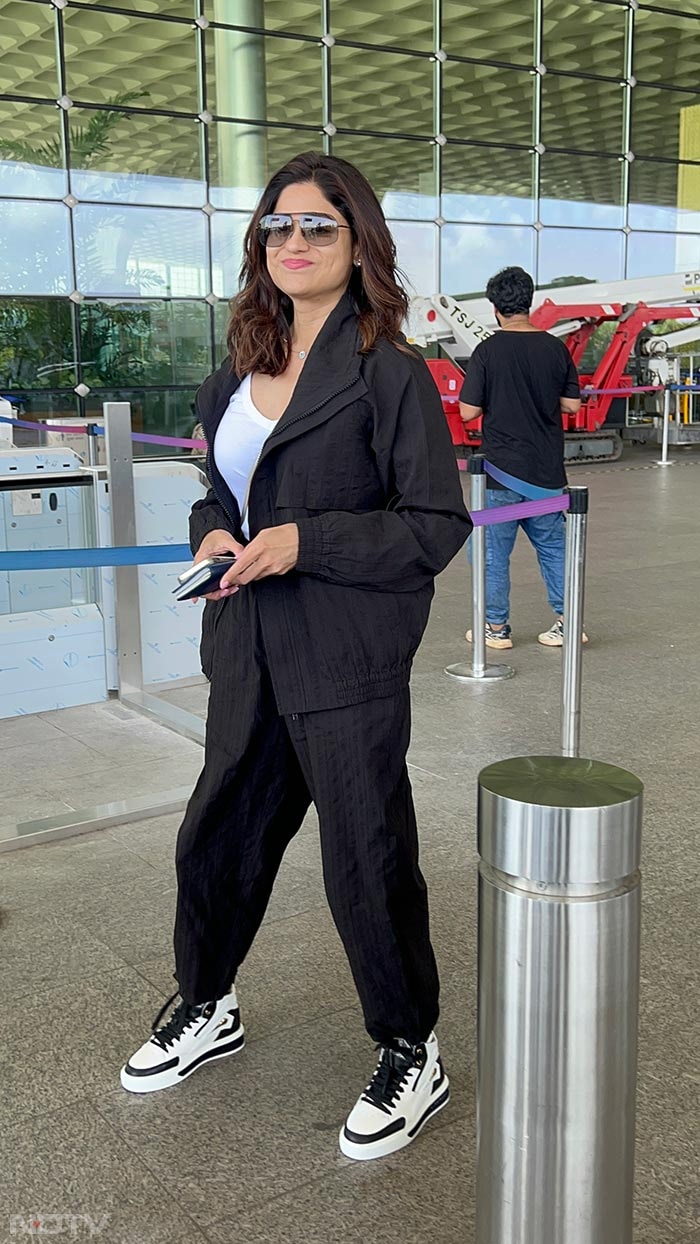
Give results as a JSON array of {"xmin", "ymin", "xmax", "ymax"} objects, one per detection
[
  {"xmin": 294, "ymin": 358, "xmax": 473, "ymax": 592},
  {"xmin": 189, "ymin": 489, "xmax": 236, "ymax": 556}
]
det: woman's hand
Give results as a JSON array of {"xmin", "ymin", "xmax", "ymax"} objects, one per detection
[
  {"xmin": 192, "ymin": 529, "xmax": 245, "ymax": 602},
  {"xmin": 220, "ymin": 524, "xmax": 299, "ymax": 587}
]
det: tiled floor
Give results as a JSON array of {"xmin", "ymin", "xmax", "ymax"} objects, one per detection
[{"xmin": 1, "ymin": 449, "xmax": 699, "ymax": 1243}]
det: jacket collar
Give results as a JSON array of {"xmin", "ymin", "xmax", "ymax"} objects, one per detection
[{"xmin": 196, "ymin": 291, "xmax": 364, "ymax": 439}]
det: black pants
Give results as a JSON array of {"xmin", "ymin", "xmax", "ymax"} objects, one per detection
[{"xmin": 174, "ymin": 661, "xmax": 439, "ymax": 1046}]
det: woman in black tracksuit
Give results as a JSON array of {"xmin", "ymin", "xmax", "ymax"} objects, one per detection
[{"xmin": 121, "ymin": 152, "xmax": 472, "ymax": 1162}]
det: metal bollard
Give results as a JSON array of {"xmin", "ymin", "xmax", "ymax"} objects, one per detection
[
  {"xmin": 476, "ymin": 754, "xmax": 643, "ymax": 1244},
  {"xmin": 658, "ymin": 386, "xmax": 672, "ymax": 466},
  {"xmin": 561, "ymin": 486, "xmax": 588, "ymax": 758},
  {"xmin": 446, "ymin": 455, "xmax": 514, "ymax": 683}
]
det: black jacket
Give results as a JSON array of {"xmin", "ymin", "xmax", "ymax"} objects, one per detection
[{"xmin": 190, "ymin": 294, "xmax": 472, "ymax": 714}]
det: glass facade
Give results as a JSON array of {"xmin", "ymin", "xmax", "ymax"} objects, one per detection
[{"xmin": 1, "ymin": 0, "xmax": 699, "ymax": 435}]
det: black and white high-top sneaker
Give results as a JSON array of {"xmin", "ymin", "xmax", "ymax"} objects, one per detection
[
  {"xmin": 340, "ymin": 1032, "xmax": 449, "ymax": 1161},
  {"xmin": 120, "ymin": 986, "xmax": 244, "ymax": 1094}
]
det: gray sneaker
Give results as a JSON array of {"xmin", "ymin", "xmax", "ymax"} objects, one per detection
[{"xmin": 538, "ymin": 619, "xmax": 589, "ymax": 647}]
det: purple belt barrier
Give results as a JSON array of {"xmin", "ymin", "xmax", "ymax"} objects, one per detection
[{"xmin": 471, "ymin": 493, "xmax": 570, "ymax": 525}]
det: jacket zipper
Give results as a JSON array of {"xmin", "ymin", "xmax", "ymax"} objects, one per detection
[{"xmin": 240, "ymin": 376, "xmax": 360, "ymax": 533}]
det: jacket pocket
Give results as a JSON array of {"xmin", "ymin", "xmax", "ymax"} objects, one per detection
[{"xmin": 199, "ymin": 598, "xmax": 225, "ymax": 680}]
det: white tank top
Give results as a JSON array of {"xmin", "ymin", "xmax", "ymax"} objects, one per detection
[{"xmin": 213, "ymin": 374, "xmax": 280, "ymax": 537}]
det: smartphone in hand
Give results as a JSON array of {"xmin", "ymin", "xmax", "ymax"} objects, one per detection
[{"xmin": 173, "ymin": 555, "xmax": 236, "ymax": 601}]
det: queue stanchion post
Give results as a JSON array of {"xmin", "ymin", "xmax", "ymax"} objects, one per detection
[
  {"xmin": 86, "ymin": 423, "xmax": 100, "ymax": 467},
  {"xmin": 476, "ymin": 755, "xmax": 643, "ymax": 1244},
  {"xmin": 561, "ymin": 485, "xmax": 588, "ymax": 759},
  {"xmin": 103, "ymin": 400, "xmax": 144, "ymax": 695},
  {"xmin": 446, "ymin": 454, "xmax": 515, "ymax": 683},
  {"xmin": 658, "ymin": 386, "xmax": 673, "ymax": 466}
]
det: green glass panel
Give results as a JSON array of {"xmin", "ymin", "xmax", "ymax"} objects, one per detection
[
  {"xmin": 538, "ymin": 226, "xmax": 624, "ymax": 285},
  {"xmin": 632, "ymin": 85, "xmax": 700, "ymax": 164},
  {"xmin": 331, "ymin": 46, "xmax": 434, "ymax": 135},
  {"xmin": 0, "ymin": 1, "xmax": 59, "ymax": 99},
  {"xmin": 441, "ymin": 144, "xmax": 535, "ymax": 224},
  {"xmin": 207, "ymin": 29, "xmax": 323, "ymax": 126},
  {"xmin": 0, "ymin": 298, "xmax": 76, "ymax": 390},
  {"xmin": 208, "ymin": 124, "xmax": 323, "ymax": 211},
  {"xmin": 541, "ymin": 74, "xmax": 626, "ymax": 154},
  {"xmin": 0, "ymin": 200, "xmax": 72, "ymax": 296},
  {"xmin": 627, "ymin": 230, "xmax": 700, "ymax": 279},
  {"xmin": 205, "ymin": 0, "xmax": 322, "ymax": 37},
  {"xmin": 443, "ymin": 62, "xmax": 535, "ymax": 146},
  {"xmin": 539, "ymin": 151, "xmax": 625, "ymax": 227},
  {"xmin": 0, "ymin": 100, "xmax": 67, "ymax": 199},
  {"xmin": 330, "ymin": 0, "xmax": 433, "ymax": 51},
  {"xmin": 214, "ymin": 299, "xmax": 230, "ymax": 361},
  {"xmin": 84, "ymin": 387, "xmax": 201, "ymax": 451},
  {"xmin": 633, "ymin": 8, "xmax": 700, "ymax": 90},
  {"xmin": 542, "ymin": 0, "xmax": 627, "ymax": 77},
  {"xmin": 442, "ymin": 1, "xmax": 536, "ymax": 66},
  {"xmin": 331, "ymin": 135, "xmax": 437, "ymax": 219},
  {"xmin": 70, "ymin": 0, "xmax": 197, "ymax": 13},
  {"xmin": 440, "ymin": 223, "xmax": 536, "ymax": 297},
  {"xmin": 73, "ymin": 204, "xmax": 208, "ymax": 298},
  {"xmin": 79, "ymin": 300, "xmax": 211, "ymax": 388},
  {"xmin": 629, "ymin": 160, "xmax": 700, "ymax": 233},
  {"xmin": 62, "ymin": 8, "xmax": 199, "ymax": 112},
  {"xmin": 69, "ymin": 107, "xmax": 205, "ymax": 207}
]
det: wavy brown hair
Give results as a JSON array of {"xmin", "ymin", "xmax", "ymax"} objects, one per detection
[{"xmin": 227, "ymin": 151, "xmax": 410, "ymax": 376}]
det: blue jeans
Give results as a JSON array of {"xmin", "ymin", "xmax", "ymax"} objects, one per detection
[{"xmin": 474, "ymin": 488, "xmax": 565, "ymax": 626}]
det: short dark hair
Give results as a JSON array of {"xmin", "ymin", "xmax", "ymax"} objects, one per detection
[{"xmin": 486, "ymin": 266, "xmax": 534, "ymax": 317}]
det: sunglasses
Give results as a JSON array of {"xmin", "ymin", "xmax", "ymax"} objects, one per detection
[{"xmin": 258, "ymin": 213, "xmax": 351, "ymax": 248}]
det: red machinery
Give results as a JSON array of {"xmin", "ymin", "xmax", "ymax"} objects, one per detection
[{"xmin": 428, "ymin": 300, "xmax": 700, "ymax": 462}]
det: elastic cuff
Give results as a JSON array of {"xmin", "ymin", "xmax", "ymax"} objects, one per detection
[{"xmin": 295, "ymin": 516, "xmax": 325, "ymax": 574}]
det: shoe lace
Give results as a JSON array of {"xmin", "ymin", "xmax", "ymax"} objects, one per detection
[
  {"xmin": 362, "ymin": 1044, "xmax": 416, "ymax": 1113},
  {"xmin": 150, "ymin": 990, "xmax": 204, "ymax": 1052}
]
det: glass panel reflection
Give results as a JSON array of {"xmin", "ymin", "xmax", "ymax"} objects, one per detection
[
  {"xmin": 208, "ymin": 124, "xmax": 322, "ymax": 212},
  {"xmin": 0, "ymin": 201, "xmax": 72, "ymax": 296},
  {"xmin": 632, "ymin": 86, "xmax": 700, "ymax": 163},
  {"xmin": 330, "ymin": 0, "xmax": 433, "ymax": 51},
  {"xmin": 389, "ymin": 220, "xmax": 438, "ymax": 295},
  {"xmin": 538, "ymin": 226, "xmax": 624, "ymax": 285},
  {"xmin": 0, "ymin": 101, "xmax": 67, "ymax": 199},
  {"xmin": 442, "ymin": 1, "xmax": 535, "ymax": 66},
  {"xmin": 626, "ymin": 231, "xmax": 700, "ymax": 280},
  {"xmin": 629, "ymin": 161, "xmax": 700, "ymax": 233},
  {"xmin": 440, "ymin": 223, "xmax": 536, "ymax": 297},
  {"xmin": 633, "ymin": 9, "xmax": 699, "ymax": 90},
  {"xmin": 442, "ymin": 144, "xmax": 535, "ymax": 224},
  {"xmin": 69, "ymin": 107, "xmax": 205, "ymax": 207},
  {"xmin": 205, "ymin": 0, "xmax": 322, "ymax": 38},
  {"xmin": 542, "ymin": 0, "xmax": 627, "ymax": 77},
  {"xmin": 73, "ymin": 205, "xmax": 208, "ymax": 297},
  {"xmin": 331, "ymin": 46, "xmax": 434, "ymax": 134},
  {"xmin": 211, "ymin": 211, "xmax": 250, "ymax": 299},
  {"xmin": 79, "ymin": 300, "xmax": 211, "ymax": 389},
  {"xmin": 0, "ymin": 0, "xmax": 59, "ymax": 99},
  {"xmin": 443, "ymin": 62, "xmax": 534, "ymax": 146},
  {"xmin": 331, "ymin": 135, "xmax": 437, "ymax": 219},
  {"xmin": 207, "ymin": 29, "xmax": 323, "ymax": 127},
  {"xmin": 541, "ymin": 74, "xmax": 625, "ymax": 154},
  {"xmin": 63, "ymin": 9, "xmax": 199, "ymax": 113},
  {"xmin": 0, "ymin": 300, "xmax": 76, "ymax": 391},
  {"xmin": 539, "ymin": 152, "xmax": 625, "ymax": 228},
  {"xmin": 84, "ymin": 387, "xmax": 201, "ymax": 449}
]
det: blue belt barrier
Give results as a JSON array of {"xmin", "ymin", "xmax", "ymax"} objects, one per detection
[{"xmin": 0, "ymin": 544, "xmax": 191, "ymax": 571}]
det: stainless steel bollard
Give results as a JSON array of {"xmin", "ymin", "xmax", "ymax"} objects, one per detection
[
  {"xmin": 446, "ymin": 455, "xmax": 514, "ymax": 683},
  {"xmin": 476, "ymin": 755, "xmax": 643, "ymax": 1244}
]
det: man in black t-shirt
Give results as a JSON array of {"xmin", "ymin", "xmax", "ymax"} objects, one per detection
[{"xmin": 459, "ymin": 266, "xmax": 586, "ymax": 649}]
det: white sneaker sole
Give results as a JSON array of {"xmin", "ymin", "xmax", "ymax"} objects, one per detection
[
  {"xmin": 338, "ymin": 1076, "xmax": 450, "ymax": 1162},
  {"xmin": 465, "ymin": 629, "xmax": 513, "ymax": 651},
  {"xmin": 120, "ymin": 1024, "xmax": 245, "ymax": 1094},
  {"xmin": 538, "ymin": 632, "xmax": 589, "ymax": 647}
]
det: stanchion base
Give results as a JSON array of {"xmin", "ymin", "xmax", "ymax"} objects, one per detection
[
  {"xmin": 655, "ymin": 460, "xmax": 675, "ymax": 466},
  {"xmin": 445, "ymin": 662, "xmax": 515, "ymax": 682}
]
